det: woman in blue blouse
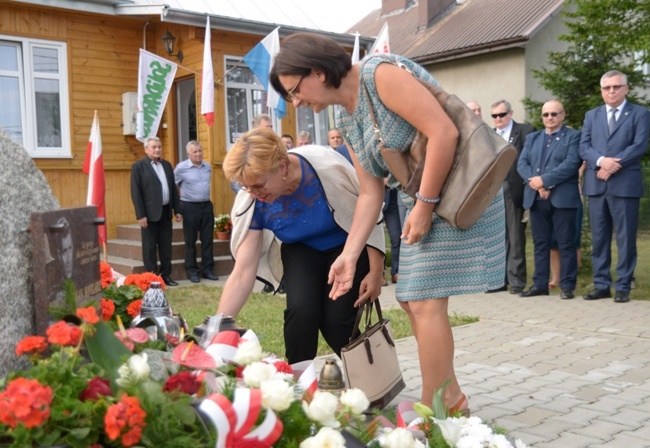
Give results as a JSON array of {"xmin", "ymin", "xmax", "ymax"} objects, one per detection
[{"xmin": 217, "ymin": 127, "xmax": 385, "ymax": 364}]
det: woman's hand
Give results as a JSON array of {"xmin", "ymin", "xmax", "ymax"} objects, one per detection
[
  {"xmin": 354, "ymin": 270, "xmax": 382, "ymax": 307},
  {"xmin": 401, "ymin": 201, "xmax": 433, "ymax": 245},
  {"xmin": 328, "ymin": 253, "xmax": 359, "ymax": 300}
]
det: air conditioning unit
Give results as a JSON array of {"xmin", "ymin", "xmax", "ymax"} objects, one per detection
[{"xmin": 122, "ymin": 92, "xmax": 138, "ymax": 135}]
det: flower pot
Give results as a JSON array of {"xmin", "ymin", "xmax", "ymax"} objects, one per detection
[{"xmin": 215, "ymin": 231, "xmax": 230, "ymax": 241}]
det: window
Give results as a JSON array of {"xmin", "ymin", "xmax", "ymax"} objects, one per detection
[
  {"xmin": 296, "ymin": 106, "xmax": 338, "ymax": 146},
  {"xmin": 0, "ymin": 36, "xmax": 70, "ymax": 158},
  {"xmin": 634, "ymin": 51, "xmax": 650, "ymax": 77},
  {"xmin": 224, "ymin": 57, "xmax": 281, "ymax": 149}
]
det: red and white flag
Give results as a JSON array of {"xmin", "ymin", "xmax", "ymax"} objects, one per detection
[
  {"xmin": 83, "ymin": 111, "xmax": 107, "ymax": 245},
  {"xmin": 202, "ymin": 16, "xmax": 215, "ymax": 126},
  {"xmin": 370, "ymin": 22, "xmax": 390, "ymax": 55}
]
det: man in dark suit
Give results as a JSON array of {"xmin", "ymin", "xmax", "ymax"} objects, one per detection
[
  {"xmin": 490, "ymin": 99, "xmax": 536, "ymax": 294},
  {"xmin": 131, "ymin": 136, "xmax": 182, "ymax": 286},
  {"xmin": 579, "ymin": 70, "xmax": 650, "ymax": 303},
  {"xmin": 517, "ymin": 100, "xmax": 582, "ymax": 299}
]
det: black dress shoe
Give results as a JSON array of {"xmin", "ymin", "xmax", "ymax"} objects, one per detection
[
  {"xmin": 561, "ymin": 289, "xmax": 574, "ymax": 299},
  {"xmin": 262, "ymin": 283, "xmax": 274, "ymax": 294},
  {"xmin": 486, "ymin": 285, "xmax": 507, "ymax": 293},
  {"xmin": 202, "ymin": 272, "xmax": 219, "ymax": 281},
  {"xmin": 614, "ymin": 291, "xmax": 630, "ymax": 303},
  {"xmin": 189, "ymin": 275, "xmax": 200, "ymax": 283},
  {"xmin": 509, "ymin": 286, "xmax": 524, "ymax": 295},
  {"xmin": 583, "ymin": 288, "xmax": 611, "ymax": 300},
  {"xmin": 519, "ymin": 286, "xmax": 549, "ymax": 297},
  {"xmin": 163, "ymin": 277, "xmax": 178, "ymax": 286}
]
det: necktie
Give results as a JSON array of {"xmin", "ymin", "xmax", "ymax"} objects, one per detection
[{"xmin": 608, "ymin": 108, "xmax": 618, "ymax": 134}]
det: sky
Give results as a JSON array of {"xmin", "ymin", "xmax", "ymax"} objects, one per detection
[{"xmin": 168, "ymin": 0, "xmax": 382, "ymax": 34}]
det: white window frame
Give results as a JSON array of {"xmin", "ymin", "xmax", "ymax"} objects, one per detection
[
  {"xmin": 223, "ymin": 56, "xmax": 282, "ymax": 150},
  {"xmin": 0, "ymin": 35, "xmax": 71, "ymax": 158}
]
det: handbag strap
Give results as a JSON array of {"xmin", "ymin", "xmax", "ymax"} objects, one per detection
[
  {"xmin": 359, "ymin": 55, "xmax": 415, "ymax": 145},
  {"xmin": 349, "ymin": 299, "xmax": 385, "ymax": 342}
]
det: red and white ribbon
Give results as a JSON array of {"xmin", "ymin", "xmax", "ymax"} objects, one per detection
[
  {"xmin": 206, "ymin": 330, "xmax": 240, "ymax": 363},
  {"xmin": 200, "ymin": 389, "xmax": 283, "ymax": 447},
  {"xmin": 291, "ymin": 360, "xmax": 318, "ymax": 398}
]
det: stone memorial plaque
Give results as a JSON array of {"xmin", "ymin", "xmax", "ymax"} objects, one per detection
[{"xmin": 31, "ymin": 206, "xmax": 102, "ymax": 335}]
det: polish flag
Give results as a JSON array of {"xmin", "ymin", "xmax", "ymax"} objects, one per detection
[
  {"xmin": 370, "ymin": 22, "xmax": 390, "ymax": 55},
  {"xmin": 202, "ymin": 16, "xmax": 215, "ymax": 126},
  {"xmin": 83, "ymin": 111, "xmax": 106, "ymax": 245}
]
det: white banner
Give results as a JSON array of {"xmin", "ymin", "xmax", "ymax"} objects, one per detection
[{"xmin": 136, "ymin": 49, "xmax": 178, "ymax": 141}]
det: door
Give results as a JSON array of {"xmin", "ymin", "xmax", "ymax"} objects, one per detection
[{"xmin": 176, "ymin": 77, "xmax": 196, "ymax": 162}]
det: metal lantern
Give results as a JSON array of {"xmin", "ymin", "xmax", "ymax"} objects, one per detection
[
  {"xmin": 130, "ymin": 281, "xmax": 183, "ymax": 344},
  {"xmin": 318, "ymin": 358, "xmax": 346, "ymax": 394}
]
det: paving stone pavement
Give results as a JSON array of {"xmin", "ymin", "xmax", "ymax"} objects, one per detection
[
  {"xmin": 179, "ymin": 277, "xmax": 650, "ymax": 447},
  {"xmin": 376, "ymin": 285, "xmax": 650, "ymax": 448}
]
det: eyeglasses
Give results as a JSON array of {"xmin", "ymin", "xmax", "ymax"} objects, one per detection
[
  {"xmin": 601, "ymin": 85, "xmax": 626, "ymax": 92},
  {"xmin": 238, "ymin": 178, "xmax": 271, "ymax": 194},
  {"xmin": 286, "ymin": 73, "xmax": 306, "ymax": 101},
  {"xmin": 542, "ymin": 111, "xmax": 564, "ymax": 118},
  {"xmin": 491, "ymin": 112, "xmax": 509, "ymax": 119}
]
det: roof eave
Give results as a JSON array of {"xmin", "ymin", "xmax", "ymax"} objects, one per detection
[
  {"xmin": 412, "ymin": 36, "xmax": 530, "ymax": 65},
  {"xmin": 113, "ymin": 4, "xmax": 375, "ymax": 50}
]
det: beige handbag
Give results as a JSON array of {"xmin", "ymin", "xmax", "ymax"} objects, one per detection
[
  {"xmin": 340, "ymin": 300, "xmax": 405, "ymax": 409},
  {"xmin": 362, "ymin": 56, "xmax": 517, "ymax": 230}
]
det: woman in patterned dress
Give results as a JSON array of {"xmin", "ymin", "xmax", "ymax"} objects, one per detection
[{"xmin": 270, "ymin": 33, "xmax": 506, "ymax": 412}]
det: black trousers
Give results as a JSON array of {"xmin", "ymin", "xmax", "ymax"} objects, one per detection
[
  {"xmin": 141, "ymin": 204, "xmax": 172, "ymax": 276},
  {"xmin": 181, "ymin": 201, "xmax": 215, "ymax": 277},
  {"xmin": 281, "ymin": 242, "xmax": 370, "ymax": 364}
]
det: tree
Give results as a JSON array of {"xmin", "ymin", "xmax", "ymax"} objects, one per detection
[{"xmin": 523, "ymin": 0, "xmax": 650, "ymax": 130}]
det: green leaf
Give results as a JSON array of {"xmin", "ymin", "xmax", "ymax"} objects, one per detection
[{"xmin": 84, "ymin": 320, "xmax": 132, "ymax": 389}]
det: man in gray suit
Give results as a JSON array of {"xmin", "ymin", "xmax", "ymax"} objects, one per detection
[
  {"xmin": 490, "ymin": 99, "xmax": 536, "ymax": 294},
  {"xmin": 579, "ymin": 70, "xmax": 650, "ymax": 303},
  {"xmin": 517, "ymin": 100, "xmax": 582, "ymax": 299}
]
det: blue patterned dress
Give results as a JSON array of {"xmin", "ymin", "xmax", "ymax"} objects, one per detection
[{"xmin": 337, "ymin": 55, "xmax": 506, "ymax": 301}]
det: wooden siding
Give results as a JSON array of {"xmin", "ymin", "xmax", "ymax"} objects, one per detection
[{"xmin": 1, "ymin": 2, "xmax": 296, "ymax": 238}]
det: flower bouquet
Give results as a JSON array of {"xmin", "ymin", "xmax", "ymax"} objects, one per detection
[{"xmin": 0, "ymin": 262, "xmax": 528, "ymax": 447}]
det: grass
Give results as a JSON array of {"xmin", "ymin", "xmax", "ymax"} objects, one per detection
[{"xmin": 165, "ymin": 285, "xmax": 477, "ymax": 358}]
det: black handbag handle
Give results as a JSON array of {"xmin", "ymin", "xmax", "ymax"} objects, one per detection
[{"xmin": 348, "ymin": 300, "xmax": 385, "ymax": 342}]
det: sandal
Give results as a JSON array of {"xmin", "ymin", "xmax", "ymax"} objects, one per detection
[{"xmin": 449, "ymin": 394, "xmax": 470, "ymax": 417}]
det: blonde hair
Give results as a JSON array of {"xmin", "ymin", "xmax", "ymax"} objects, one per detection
[{"xmin": 223, "ymin": 127, "xmax": 289, "ymax": 183}]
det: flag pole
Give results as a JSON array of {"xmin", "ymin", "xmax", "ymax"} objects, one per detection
[{"xmin": 215, "ymin": 59, "xmax": 245, "ymax": 86}]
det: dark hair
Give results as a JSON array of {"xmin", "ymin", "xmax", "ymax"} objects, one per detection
[{"xmin": 270, "ymin": 33, "xmax": 352, "ymax": 101}]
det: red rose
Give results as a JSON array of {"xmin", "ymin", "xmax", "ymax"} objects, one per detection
[
  {"xmin": 163, "ymin": 371, "xmax": 201, "ymax": 395},
  {"xmin": 80, "ymin": 376, "xmax": 112, "ymax": 402}
]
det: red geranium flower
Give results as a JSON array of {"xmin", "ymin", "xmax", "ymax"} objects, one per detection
[
  {"xmin": 80, "ymin": 376, "xmax": 112, "ymax": 402},
  {"xmin": 0, "ymin": 378, "xmax": 53, "ymax": 429},
  {"xmin": 126, "ymin": 299, "xmax": 143, "ymax": 318},
  {"xmin": 272, "ymin": 361, "xmax": 293, "ymax": 375},
  {"xmin": 101, "ymin": 298, "xmax": 116, "ymax": 321},
  {"xmin": 15, "ymin": 335, "xmax": 47, "ymax": 357},
  {"xmin": 100, "ymin": 261, "xmax": 115, "ymax": 288},
  {"xmin": 123, "ymin": 272, "xmax": 166, "ymax": 292},
  {"xmin": 76, "ymin": 306, "xmax": 100, "ymax": 325},
  {"xmin": 163, "ymin": 371, "xmax": 201, "ymax": 395},
  {"xmin": 104, "ymin": 394, "xmax": 147, "ymax": 447},
  {"xmin": 46, "ymin": 321, "xmax": 82, "ymax": 347}
]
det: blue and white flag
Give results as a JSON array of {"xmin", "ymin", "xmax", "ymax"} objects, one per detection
[{"xmin": 243, "ymin": 27, "xmax": 286, "ymax": 119}]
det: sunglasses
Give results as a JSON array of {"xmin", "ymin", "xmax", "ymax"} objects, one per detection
[
  {"xmin": 600, "ymin": 85, "xmax": 626, "ymax": 92},
  {"xmin": 542, "ymin": 111, "xmax": 563, "ymax": 118},
  {"xmin": 491, "ymin": 112, "xmax": 509, "ymax": 119}
]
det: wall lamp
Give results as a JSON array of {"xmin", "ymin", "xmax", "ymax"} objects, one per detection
[{"xmin": 161, "ymin": 29, "xmax": 183, "ymax": 63}]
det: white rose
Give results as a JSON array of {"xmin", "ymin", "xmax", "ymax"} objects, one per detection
[
  {"xmin": 514, "ymin": 439, "xmax": 527, "ymax": 448},
  {"xmin": 261, "ymin": 379, "xmax": 295, "ymax": 412},
  {"xmin": 242, "ymin": 361, "xmax": 277, "ymax": 387},
  {"xmin": 299, "ymin": 427, "xmax": 346, "ymax": 448},
  {"xmin": 457, "ymin": 435, "xmax": 483, "ymax": 448},
  {"xmin": 234, "ymin": 339, "xmax": 264, "ymax": 365},
  {"xmin": 129, "ymin": 353, "xmax": 150, "ymax": 379},
  {"xmin": 488, "ymin": 433, "xmax": 515, "ymax": 448},
  {"xmin": 302, "ymin": 391, "xmax": 340, "ymax": 428},
  {"xmin": 116, "ymin": 353, "xmax": 150, "ymax": 387},
  {"xmin": 381, "ymin": 427, "xmax": 422, "ymax": 448},
  {"xmin": 340, "ymin": 388, "xmax": 370, "ymax": 415}
]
